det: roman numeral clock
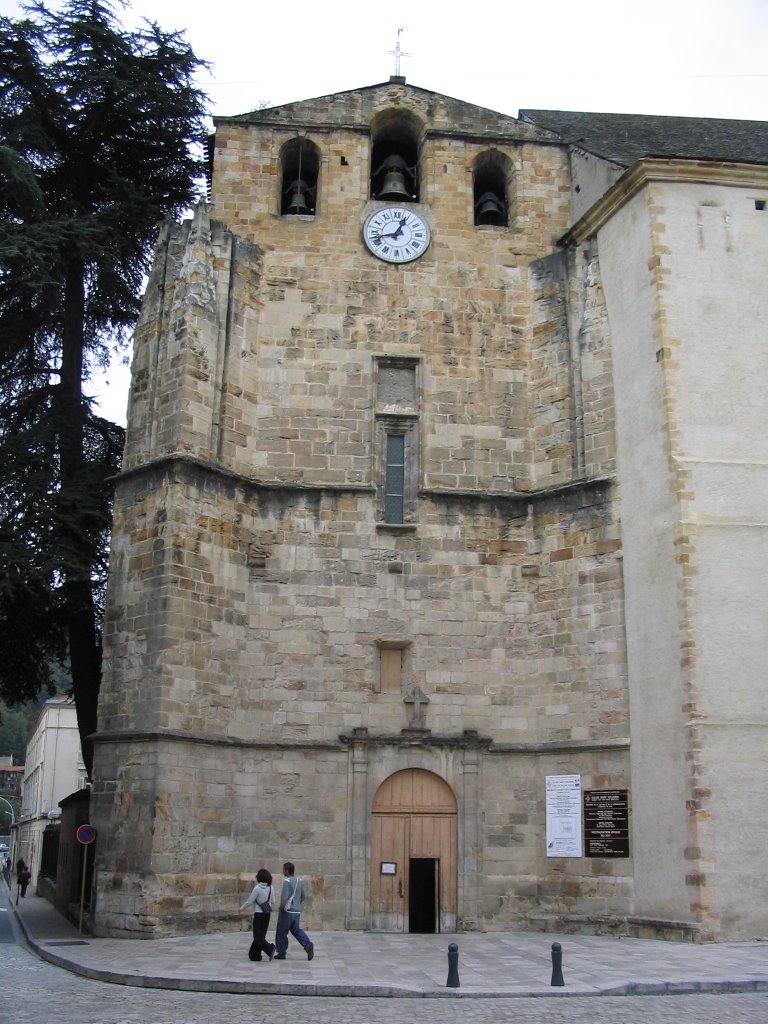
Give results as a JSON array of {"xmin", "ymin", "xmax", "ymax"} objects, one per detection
[{"xmin": 363, "ymin": 206, "xmax": 431, "ymax": 263}]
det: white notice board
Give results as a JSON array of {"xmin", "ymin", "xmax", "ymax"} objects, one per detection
[{"xmin": 545, "ymin": 774, "xmax": 582, "ymax": 857}]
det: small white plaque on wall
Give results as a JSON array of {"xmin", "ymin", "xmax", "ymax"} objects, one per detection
[{"xmin": 545, "ymin": 774, "xmax": 583, "ymax": 857}]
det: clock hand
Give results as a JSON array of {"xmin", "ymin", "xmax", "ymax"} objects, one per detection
[{"xmin": 382, "ymin": 220, "xmax": 405, "ymax": 240}]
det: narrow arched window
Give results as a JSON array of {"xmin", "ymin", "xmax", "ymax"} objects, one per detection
[
  {"xmin": 280, "ymin": 138, "xmax": 320, "ymax": 216},
  {"xmin": 473, "ymin": 151, "xmax": 512, "ymax": 227},
  {"xmin": 370, "ymin": 111, "xmax": 422, "ymax": 203}
]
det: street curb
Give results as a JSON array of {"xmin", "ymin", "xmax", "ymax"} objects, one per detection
[
  {"xmin": 8, "ymin": 888, "xmax": 768, "ymax": 1000},
  {"xmin": 15, "ymin": 930, "xmax": 768, "ymax": 1001}
]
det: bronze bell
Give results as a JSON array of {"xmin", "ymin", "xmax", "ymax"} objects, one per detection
[
  {"xmin": 475, "ymin": 191, "xmax": 506, "ymax": 226},
  {"xmin": 377, "ymin": 154, "xmax": 412, "ymax": 200},
  {"xmin": 285, "ymin": 178, "xmax": 312, "ymax": 215}
]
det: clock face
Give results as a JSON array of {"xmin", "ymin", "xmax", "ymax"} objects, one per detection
[{"xmin": 363, "ymin": 206, "xmax": 431, "ymax": 264}]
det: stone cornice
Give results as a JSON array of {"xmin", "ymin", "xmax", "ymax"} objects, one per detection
[
  {"xmin": 561, "ymin": 158, "xmax": 768, "ymax": 246},
  {"xmin": 92, "ymin": 729, "xmax": 343, "ymax": 752},
  {"xmin": 116, "ymin": 454, "xmax": 613, "ymax": 510},
  {"xmin": 339, "ymin": 729, "xmax": 494, "ymax": 750},
  {"xmin": 216, "ymin": 119, "xmax": 549, "ymax": 148},
  {"xmin": 114, "ymin": 453, "xmax": 374, "ymax": 496},
  {"xmin": 421, "ymin": 476, "xmax": 613, "ymax": 507},
  {"xmin": 490, "ymin": 737, "xmax": 630, "ymax": 755},
  {"xmin": 93, "ymin": 729, "xmax": 629, "ymax": 756}
]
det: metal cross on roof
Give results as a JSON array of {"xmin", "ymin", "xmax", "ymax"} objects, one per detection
[{"xmin": 386, "ymin": 28, "xmax": 411, "ymax": 79}]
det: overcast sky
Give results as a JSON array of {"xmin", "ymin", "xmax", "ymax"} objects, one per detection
[
  {"xmin": 119, "ymin": 0, "xmax": 767, "ymax": 121},
  {"xmin": 2, "ymin": 0, "xmax": 767, "ymax": 423}
]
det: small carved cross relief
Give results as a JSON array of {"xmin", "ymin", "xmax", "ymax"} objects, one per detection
[{"xmin": 403, "ymin": 685, "xmax": 429, "ymax": 730}]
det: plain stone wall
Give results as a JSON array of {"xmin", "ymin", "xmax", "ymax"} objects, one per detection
[
  {"xmin": 599, "ymin": 176, "xmax": 768, "ymax": 939},
  {"xmin": 92, "ymin": 742, "xmax": 631, "ymax": 936},
  {"xmin": 100, "ymin": 472, "xmax": 626, "ymax": 745},
  {"xmin": 92, "ymin": 739, "xmax": 349, "ymax": 935},
  {"xmin": 95, "ymin": 458, "xmax": 628, "ymax": 934}
]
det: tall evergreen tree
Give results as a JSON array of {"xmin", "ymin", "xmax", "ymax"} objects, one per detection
[{"xmin": 0, "ymin": 1, "xmax": 209, "ymax": 775}]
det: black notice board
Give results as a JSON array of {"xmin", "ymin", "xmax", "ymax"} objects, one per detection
[{"xmin": 583, "ymin": 789, "xmax": 630, "ymax": 857}]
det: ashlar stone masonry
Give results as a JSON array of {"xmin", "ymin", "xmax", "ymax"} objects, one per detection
[{"xmin": 91, "ymin": 82, "xmax": 768, "ymax": 943}]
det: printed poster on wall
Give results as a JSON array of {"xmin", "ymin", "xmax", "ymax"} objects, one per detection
[
  {"xmin": 546, "ymin": 774, "xmax": 582, "ymax": 857},
  {"xmin": 583, "ymin": 789, "xmax": 630, "ymax": 857}
]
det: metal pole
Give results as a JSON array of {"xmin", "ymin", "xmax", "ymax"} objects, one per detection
[
  {"xmin": 551, "ymin": 941, "xmax": 565, "ymax": 986},
  {"xmin": 446, "ymin": 942, "xmax": 460, "ymax": 988},
  {"xmin": 0, "ymin": 796, "xmax": 15, "ymax": 826},
  {"xmin": 0, "ymin": 797, "xmax": 13, "ymax": 890},
  {"xmin": 79, "ymin": 843, "xmax": 88, "ymax": 934}
]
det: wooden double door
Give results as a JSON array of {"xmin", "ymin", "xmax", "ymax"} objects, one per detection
[{"xmin": 370, "ymin": 770, "xmax": 457, "ymax": 933}]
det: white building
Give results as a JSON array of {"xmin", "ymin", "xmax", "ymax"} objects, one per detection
[{"xmin": 15, "ymin": 699, "xmax": 88, "ymax": 883}]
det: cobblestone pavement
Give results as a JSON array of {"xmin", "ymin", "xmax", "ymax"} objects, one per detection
[{"xmin": 3, "ymin": 944, "xmax": 768, "ymax": 1024}]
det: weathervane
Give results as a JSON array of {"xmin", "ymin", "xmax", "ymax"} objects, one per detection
[{"xmin": 386, "ymin": 28, "xmax": 410, "ymax": 78}]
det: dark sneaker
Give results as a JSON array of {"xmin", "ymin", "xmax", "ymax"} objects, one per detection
[
  {"xmin": 275, "ymin": 953, "xmax": 286, "ymax": 960},
  {"xmin": 306, "ymin": 942, "xmax": 314, "ymax": 961},
  {"xmin": 268, "ymin": 947, "xmax": 276, "ymax": 961}
]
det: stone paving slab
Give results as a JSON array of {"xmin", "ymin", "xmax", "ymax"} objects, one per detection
[{"xmin": 7, "ymin": 888, "xmax": 768, "ymax": 999}]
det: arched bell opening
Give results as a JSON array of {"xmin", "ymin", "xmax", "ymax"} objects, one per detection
[
  {"xmin": 370, "ymin": 110, "xmax": 423, "ymax": 203},
  {"xmin": 280, "ymin": 137, "xmax": 320, "ymax": 216},
  {"xmin": 473, "ymin": 150, "xmax": 513, "ymax": 227}
]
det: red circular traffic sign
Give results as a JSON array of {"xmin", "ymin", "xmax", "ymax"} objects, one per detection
[{"xmin": 76, "ymin": 824, "xmax": 96, "ymax": 845}]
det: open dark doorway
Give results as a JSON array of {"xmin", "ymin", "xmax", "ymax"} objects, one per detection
[{"xmin": 408, "ymin": 858, "xmax": 438, "ymax": 933}]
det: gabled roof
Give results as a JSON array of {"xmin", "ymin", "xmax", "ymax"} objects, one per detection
[
  {"xmin": 216, "ymin": 79, "xmax": 555, "ymax": 144},
  {"xmin": 519, "ymin": 109, "xmax": 768, "ymax": 167}
]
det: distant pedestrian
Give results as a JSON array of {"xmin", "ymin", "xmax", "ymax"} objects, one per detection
[
  {"xmin": 239, "ymin": 868, "xmax": 276, "ymax": 962},
  {"xmin": 274, "ymin": 862, "xmax": 314, "ymax": 960},
  {"xmin": 18, "ymin": 866, "xmax": 31, "ymax": 896},
  {"xmin": 16, "ymin": 859, "xmax": 31, "ymax": 900}
]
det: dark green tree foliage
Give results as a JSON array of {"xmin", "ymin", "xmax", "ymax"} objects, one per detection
[
  {"xmin": 0, "ymin": 697, "xmax": 43, "ymax": 765},
  {"xmin": 0, "ymin": 1, "xmax": 208, "ymax": 774}
]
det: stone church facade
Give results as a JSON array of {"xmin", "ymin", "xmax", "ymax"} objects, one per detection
[{"xmin": 90, "ymin": 80, "xmax": 768, "ymax": 941}]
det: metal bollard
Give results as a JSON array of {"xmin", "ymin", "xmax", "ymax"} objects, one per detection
[
  {"xmin": 446, "ymin": 942, "xmax": 460, "ymax": 988},
  {"xmin": 550, "ymin": 941, "xmax": 564, "ymax": 986}
]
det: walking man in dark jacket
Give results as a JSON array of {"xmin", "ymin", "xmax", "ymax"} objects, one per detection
[{"xmin": 274, "ymin": 862, "xmax": 314, "ymax": 960}]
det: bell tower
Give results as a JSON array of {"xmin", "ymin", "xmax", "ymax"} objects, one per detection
[{"xmin": 92, "ymin": 80, "xmax": 628, "ymax": 938}]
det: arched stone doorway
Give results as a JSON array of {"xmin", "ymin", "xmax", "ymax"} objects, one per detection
[{"xmin": 370, "ymin": 769, "xmax": 457, "ymax": 932}]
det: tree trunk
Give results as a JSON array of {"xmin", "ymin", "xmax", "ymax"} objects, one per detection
[{"xmin": 58, "ymin": 259, "xmax": 101, "ymax": 779}]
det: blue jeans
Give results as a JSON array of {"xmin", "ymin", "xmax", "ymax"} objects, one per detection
[{"xmin": 275, "ymin": 911, "xmax": 311, "ymax": 955}]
